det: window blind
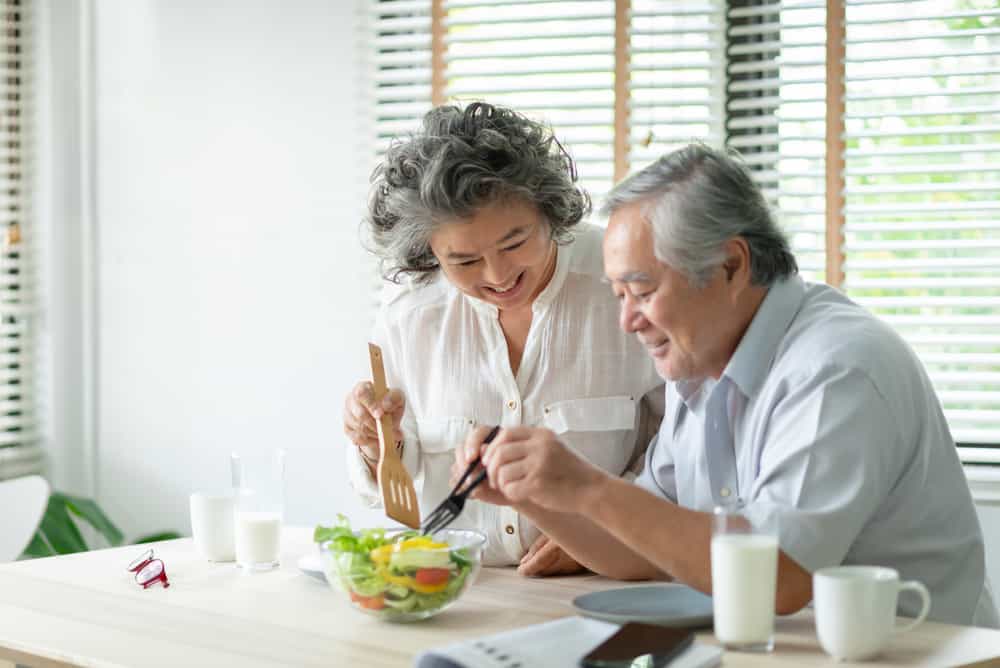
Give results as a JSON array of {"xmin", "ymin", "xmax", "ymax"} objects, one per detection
[
  {"xmin": 629, "ymin": 1, "xmax": 726, "ymax": 173},
  {"xmin": 443, "ymin": 0, "xmax": 618, "ymax": 202},
  {"xmin": 0, "ymin": 0, "xmax": 40, "ymax": 480},
  {"xmin": 842, "ymin": 0, "xmax": 1000, "ymax": 452},
  {"xmin": 361, "ymin": 0, "xmax": 1000, "ymax": 459},
  {"xmin": 362, "ymin": 0, "xmax": 435, "ymax": 302},
  {"xmin": 364, "ymin": 0, "xmax": 434, "ymax": 160},
  {"xmin": 725, "ymin": 0, "xmax": 828, "ymax": 283}
]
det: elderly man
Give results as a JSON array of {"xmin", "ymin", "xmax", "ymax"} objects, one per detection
[{"xmin": 457, "ymin": 143, "xmax": 998, "ymax": 627}]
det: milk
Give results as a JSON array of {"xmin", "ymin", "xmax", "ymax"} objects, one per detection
[
  {"xmin": 234, "ymin": 511, "xmax": 282, "ymax": 569},
  {"xmin": 710, "ymin": 533, "xmax": 778, "ymax": 646},
  {"xmin": 190, "ymin": 492, "xmax": 235, "ymax": 561}
]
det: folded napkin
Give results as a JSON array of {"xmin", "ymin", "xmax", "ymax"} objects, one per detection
[{"xmin": 413, "ymin": 616, "xmax": 723, "ymax": 668}]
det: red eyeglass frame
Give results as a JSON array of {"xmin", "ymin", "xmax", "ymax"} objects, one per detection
[{"xmin": 127, "ymin": 549, "xmax": 170, "ymax": 589}]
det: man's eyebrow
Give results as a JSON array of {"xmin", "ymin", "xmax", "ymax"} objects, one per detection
[
  {"xmin": 604, "ymin": 271, "xmax": 653, "ymax": 283},
  {"xmin": 446, "ymin": 226, "xmax": 530, "ymax": 260}
]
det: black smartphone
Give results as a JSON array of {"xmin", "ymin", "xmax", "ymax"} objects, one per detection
[{"xmin": 580, "ymin": 623, "xmax": 694, "ymax": 668}]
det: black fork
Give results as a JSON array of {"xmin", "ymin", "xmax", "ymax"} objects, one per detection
[{"xmin": 420, "ymin": 426, "xmax": 501, "ymax": 536}]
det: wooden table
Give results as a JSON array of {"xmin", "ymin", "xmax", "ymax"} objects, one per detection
[{"xmin": 1, "ymin": 528, "xmax": 999, "ymax": 667}]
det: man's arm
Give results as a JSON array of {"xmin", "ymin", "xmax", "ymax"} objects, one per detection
[
  {"xmin": 478, "ymin": 427, "xmax": 812, "ymax": 613},
  {"xmin": 595, "ymin": 476, "xmax": 808, "ymax": 610}
]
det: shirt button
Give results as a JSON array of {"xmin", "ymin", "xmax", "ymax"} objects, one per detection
[
  {"xmin": 507, "ymin": 400, "xmax": 518, "ymax": 410},
  {"xmin": 505, "ymin": 525, "xmax": 515, "ymax": 535},
  {"xmin": 720, "ymin": 487, "xmax": 731, "ymax": 498}
]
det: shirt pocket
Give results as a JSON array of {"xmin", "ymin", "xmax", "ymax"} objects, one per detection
[
  {"xmin": 415, "ymin": 416, "xmax": 476, "ymax": 454},
  {"xmin": 542, "ymin": 395, "xmax": 637, "ymax": 435}
]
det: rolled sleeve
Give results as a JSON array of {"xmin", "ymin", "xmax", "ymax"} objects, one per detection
[
  {"xmin": 346, "ymin": 445, "xmax": 381, "ymax": 508},
  {"xmin": 741, "ymin": 366, "xmax": 896, "ymax": 573}
]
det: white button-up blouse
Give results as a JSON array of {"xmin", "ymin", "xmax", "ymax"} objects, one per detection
[{"xmin": 347, "ymin": 223, "xmax": 664, "ymax": 565}]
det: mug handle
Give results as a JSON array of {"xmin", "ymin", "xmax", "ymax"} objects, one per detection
[{"xmin": 895, "ymin": 580, "xmax": 931, "ymax": 633}]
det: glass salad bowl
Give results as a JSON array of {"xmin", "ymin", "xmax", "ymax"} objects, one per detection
[{"xmin": 315, "ymin": 517, "xmax": 486, "ymax": 623}]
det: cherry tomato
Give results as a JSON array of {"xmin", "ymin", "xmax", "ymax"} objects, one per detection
[{"xmin": 414, "ymin": 568, "xmax": 451, "ymax": 586}]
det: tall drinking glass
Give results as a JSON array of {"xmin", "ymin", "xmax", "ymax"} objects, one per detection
[
  {"xmin": 231, "ymin": 449, "xmax": 286, "ymax": 573},
  {"xmin": 710, "ymin": 506, "xmax": 779, "ymax": 652}
]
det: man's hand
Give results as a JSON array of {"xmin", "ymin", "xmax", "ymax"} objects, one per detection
[
  {"xmin": 451, "ymin": 425, "xmax": 511, "ymax": 506},
  {"xmin": 343, "ymin": 381, "xmax": 406, "ymax": 463},
  {"xmin": 518, "ymin": 534, "xmax": 588, "ymax": 577},
  {"xmin": 481, "ymin": 426, "xmax": 609, "ymax": 512}
]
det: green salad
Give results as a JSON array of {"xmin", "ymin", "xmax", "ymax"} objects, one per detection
[{"xmin": 314, "ymin": 515, "xmax": 474, "ymax": 618}]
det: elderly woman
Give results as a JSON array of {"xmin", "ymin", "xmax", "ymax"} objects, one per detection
[{"xmin": 343, "ymin": 102, "xmax": 662, "ymax": 574}]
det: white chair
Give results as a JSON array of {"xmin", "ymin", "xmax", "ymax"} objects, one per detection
[{"xmin": 0, "ymin": 474, "xmax": 50, "ymax": 562}]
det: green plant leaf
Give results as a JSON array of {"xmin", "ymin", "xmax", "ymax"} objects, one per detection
[
  {"xmin": 36, "ymin": 495, "xmax": 89, "ymax": 554},
  {"xmin": 134, "ymin": 531, "xmax": 182, "ymax": 544},
  {"xmin": 57, "ymin": 492, "xmax": 124, "ymax": 547},
  {"xmin": 20, "ymin": 491, "xmax": 175, "ymax": 560},
  {"xmin": 20, "ymin": 532, "xmax": 56, "ymax": 559}
]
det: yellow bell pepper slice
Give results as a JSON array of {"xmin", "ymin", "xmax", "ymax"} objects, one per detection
[{"xmin": 369, "ymin": 536, "xmax": 448, "ymax": 566}]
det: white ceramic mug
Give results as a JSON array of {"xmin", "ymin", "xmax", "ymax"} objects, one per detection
[
  {"xmin": 189, "ymin": 492, "xmax": 236, "ymax": 562},
  {"xmin": 813, "ymin": 566, "xmax": 931, "ymax": 661}
]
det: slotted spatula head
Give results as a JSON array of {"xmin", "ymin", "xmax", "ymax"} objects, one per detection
[{"xmin": 368, "ymin": 343, "xmax": 420, "ymax": 529}]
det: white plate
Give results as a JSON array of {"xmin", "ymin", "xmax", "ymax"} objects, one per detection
[
  {"xmin": 572, "ymin": 584, "xmax": 713, "ymax": 628},
  {"xmin": 297, "ymin": 553, "xmax": 326, "ymax": 582}
]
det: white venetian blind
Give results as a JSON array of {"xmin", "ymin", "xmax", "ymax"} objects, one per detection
[
  {"xmin": 0, "ymin": 0, "xmax": 40, "ymax": 480},
  {"xmin": 361, "ymin": 0, "xmax": 436, "ymax": 302},
  {"xmin": 842, "ymin": 0, "xmax": 1000, "ymax": 452},
  {"xmin": 363, "ymin": 0, "xmax": 434, "ymax": 160},
  {"xmin": 443, "ymin": 0, "xmax": 617, "ymax": 202},
  {"xmin": 628, "ymin": 1, "xmax": 726, "ymax": 172},
  {"xmin": 360, "ymin": 0, "xmax": 1000, "ymax": 457},
  {"xmin": 724, "ymin": 0, "xmax": 828, "ymax": 282}
]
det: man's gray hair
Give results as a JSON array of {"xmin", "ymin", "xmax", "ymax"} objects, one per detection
[
  {"xmin": 367, "ymin": 102, "xmax": 590, "ymax": 284},
  {"xmin": 600, "ymin": 143, "xmax": 797, "ymax": 288}
]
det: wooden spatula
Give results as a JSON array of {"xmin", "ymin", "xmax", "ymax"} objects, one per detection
[{"xmin": 368, "ymin": 343, "xmax": 420, "ymax": 529}]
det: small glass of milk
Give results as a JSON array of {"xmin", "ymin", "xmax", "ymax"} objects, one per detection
[
  {"xmin": 231, "ymin": 449, "xmax": 286, "ymax": 573},
  {"xmin": 710, "ymin": 506, "xmax": 779, "ymax": 652}
]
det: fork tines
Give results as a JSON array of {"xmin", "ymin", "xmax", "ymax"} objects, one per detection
[{"xmin": 420, "ymin": 426, "xmax": 500, "ymax": 535}]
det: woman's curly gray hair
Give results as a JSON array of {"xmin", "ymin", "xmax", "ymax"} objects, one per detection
[{"xmin": 366, "ymin": 101, "xmax": 591, "ymax": 284}]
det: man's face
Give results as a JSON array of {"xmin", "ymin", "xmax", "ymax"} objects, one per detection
[{"xmin": 603, "ymin": 201, "xmax": 736, "ymax": 381}]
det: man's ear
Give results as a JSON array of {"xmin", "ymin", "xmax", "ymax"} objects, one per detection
[{"xmin": 722, "ymin": 237, "xmax": 752, "ymax": 288}]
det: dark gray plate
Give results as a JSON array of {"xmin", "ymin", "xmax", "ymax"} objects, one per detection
[{"xmin": 572, "ymin": 585, "xmax": 713, "ymax": 628}]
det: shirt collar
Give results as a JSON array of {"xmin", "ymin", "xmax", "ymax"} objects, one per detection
[
  {"xmin": 722, "ymin": 274, "xmax": 806, "ymax": 399},
  {"xmin": 464, "ymin": 236, "xmax": 571, "ymax": 317}
]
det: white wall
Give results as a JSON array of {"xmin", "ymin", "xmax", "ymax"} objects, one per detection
[
  {"xmin": 977, "ymin": 504, "xmax": 1000, "ymax": 595},
  {"xmin": 37, "ymin": 0, "xmax": 92, "ymax": 496},
  {"xmin": 86, "ymin": 0, "xmax": 382, "ymax": 540}
]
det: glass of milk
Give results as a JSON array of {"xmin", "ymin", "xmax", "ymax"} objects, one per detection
[
  {"xmin": 231, "ymin": 449, "xmax": 286, "ymax": 573},
  {"xmin": 710, "ymin": 506, "xmax": 779, "ymax": 652}
]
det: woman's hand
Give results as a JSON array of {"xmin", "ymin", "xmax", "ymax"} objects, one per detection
[
  {"xmin": 343, "ymin": 381, "xmax": 406, "ymax": 466},
  {"xmin": 518, "ymin": 534, "xmax": 588, "ymax": 577}
]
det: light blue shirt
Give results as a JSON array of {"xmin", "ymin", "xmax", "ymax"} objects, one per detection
[{"xmin": 636, "ymin": 275, "xmax": 999, "ymax": 628}]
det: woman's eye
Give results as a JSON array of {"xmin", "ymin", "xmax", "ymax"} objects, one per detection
[
  {"xmin": 456, "ymin": 258, "xmax": 481, "ymax": 267},
  {"xmin": 501, "ymin": 240, "xmax": 526, "ymax": 252}
]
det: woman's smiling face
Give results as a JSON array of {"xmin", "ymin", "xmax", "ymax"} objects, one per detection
[{"xmin": 429, "ymin": 199, "xmax": 557, "ymax": 311}]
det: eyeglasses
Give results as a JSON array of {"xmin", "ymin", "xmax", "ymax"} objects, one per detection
[{"xmin": 127, "ymin": 549, "xmax": 170, "ymax": 589}]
